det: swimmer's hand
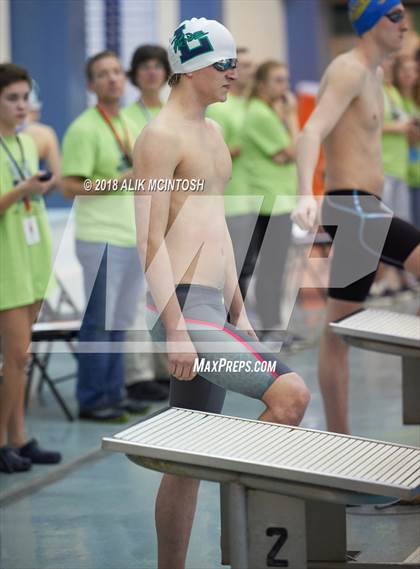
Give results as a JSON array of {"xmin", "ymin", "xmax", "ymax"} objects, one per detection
[
  {"xmin": 291, "ymin": 195, "xmax": 318, "ymax": 230},
  {"xmin": 166, "ymin": 330, "xmax": 198, "ymax": 381},
  {"xmin": 232, "ymin": 315, "xmax": 259, "ymax": 341}
]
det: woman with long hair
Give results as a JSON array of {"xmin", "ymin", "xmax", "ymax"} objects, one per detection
[
  {"xmin": 0, "ymin": 64, "xmax": 61, "ymax": 473},
  {"xmin": 240, "ymin": 61, "xmax": 300, "ymax": 343}
]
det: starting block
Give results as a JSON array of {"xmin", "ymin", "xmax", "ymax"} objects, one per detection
[
  {"xmin": 330, "ymin": 309, "xmax": 420, "ymax": 424},
  {"xmin": 102, "ymin": 407, "xmax": 420, "ymax": 569}
]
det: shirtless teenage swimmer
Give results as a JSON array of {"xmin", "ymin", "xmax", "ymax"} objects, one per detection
[
  {"xmin": 292, "ymin": 0, "xmax": 420, "ymax": 434},
  {"xmin": 133, "ymin": 18, "xmax": 310, "ymax": 569}
]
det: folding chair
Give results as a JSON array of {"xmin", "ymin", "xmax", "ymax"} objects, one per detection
[{"xmin": 26, "ymin": 276, "xmax": 81, "ymax": 421}]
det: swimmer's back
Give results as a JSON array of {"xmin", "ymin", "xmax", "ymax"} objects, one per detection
[{"xmin": 319, "ymin": 51, "xmax": 385, "ymax": 196}]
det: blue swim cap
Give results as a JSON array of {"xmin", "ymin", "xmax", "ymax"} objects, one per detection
[{"xmin": 348, "ymin": 0, "xmax": 401, "ymax": 36}]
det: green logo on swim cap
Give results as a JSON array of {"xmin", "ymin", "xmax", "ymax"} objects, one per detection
[{"xmin": 171, "ymin": 24, "xmax": 214, "ymax": 64}]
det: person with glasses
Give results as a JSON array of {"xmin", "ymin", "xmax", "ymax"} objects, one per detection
[
  {"xmin": 134, "ymin": 18, "xmax": 310, "ymax": 568},
  {"xmin": 292, "ymin": 0, "xmax": 420, "ymax": 435}
]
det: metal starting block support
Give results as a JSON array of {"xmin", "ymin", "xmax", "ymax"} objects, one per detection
[
  {"xmin": 330, "ymin": 309, "xmax": 420, "ymax": 424},
  {"xmin": 102, "ymin": 407, "xmax": 420, "ymax": 569}
]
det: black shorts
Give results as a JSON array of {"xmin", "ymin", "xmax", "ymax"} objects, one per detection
[{"xmin": 322, "ymin": 189, "xmax": 420, "ymax": 303}]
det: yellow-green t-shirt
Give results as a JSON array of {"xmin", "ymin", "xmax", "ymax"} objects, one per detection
[
  {"xmin": 207, "ymin": 94, "xmax": 251, "ymax": 217},
  {"xmin": 0, "ymin": 134, "xmax": 52, "ymax": 311},
  {"xmin": 61, "ymin": 107, "xmax": 139, "ymax": 247},
  {"xmin": 121, "ymin": 102, "xmax": 161, "ymax": 136},
  {"xmin": 401, "ymin": 96, "xmax": 420, "ymax": 188},
  {"xmin": 241, "ymin": 98, "xmax": 297, "ymax": 216},
  {"xmin": 382, "ymin": 85, "xmax": 409, "ymax": 182}
]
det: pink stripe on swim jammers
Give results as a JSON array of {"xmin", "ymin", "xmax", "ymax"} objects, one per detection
[{"xmin": 146, "ymin": 304, "xmax": 280, "ymax": 380}]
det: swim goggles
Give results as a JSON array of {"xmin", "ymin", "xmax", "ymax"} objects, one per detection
[{"xmin": 213, "ymin": 58, "xmax": 238, "ymax": 71}]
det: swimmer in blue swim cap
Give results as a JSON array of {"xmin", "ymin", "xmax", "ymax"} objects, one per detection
[
  {"xmin": 292, "ymin": 1, "xmax": 420, "ymax": 438},
  {"xmin": 348, "ymin": 0, "xmax": 405, "ymax": 36}
]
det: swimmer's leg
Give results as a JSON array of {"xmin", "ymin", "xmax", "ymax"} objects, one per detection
[
  {"xmin": 404, "ymin": 244, "xmax": 420, "ymax": 277},
  {"xmin": 319, "ymin": 297, "xmax": 363, "ymax": 434},
  {"xmin": 156, "ymin": 475, "xmax": 199, "ymax": 569},
  {"xmin": 259, "ymin": 371, "xmax": 310, "ymax": 426},
  {"xmin": 184, "ymin": 320, "xmax": 311, "ymax": 427}
]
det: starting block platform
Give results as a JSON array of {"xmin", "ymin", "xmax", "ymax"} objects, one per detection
[
  {"xmin": 330, "ymin": 309, "xmax": 420, "ymax": 424},
  {"xmin": 102, "ymin": 407, "xmax": 420, "ymax": 569}
]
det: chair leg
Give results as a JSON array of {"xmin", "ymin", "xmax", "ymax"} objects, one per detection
[
  {"xmin": 31, "ymin": 354, "xmax": 75, "ymax": 421},
  {"xmin": 25, "ymin": 356, "xmax": 36, "ymax": 409},
  {"xmin": 37, "ymin": 344, "xmax": 52, "ymax": 396}
]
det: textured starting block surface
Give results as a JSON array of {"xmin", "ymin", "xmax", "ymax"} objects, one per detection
[
  {"xmin": 330, "ymin": 309, "xmax": 420, "ymax": 350},
  {"xmin": 102, "ymin": 407, "xmax": 420, "ymax": 501}
]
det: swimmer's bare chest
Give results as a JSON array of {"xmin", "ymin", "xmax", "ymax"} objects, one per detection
[
  {"xmin": 166, "ymin": 123, "xmax": 232, "ymax": 287},
  {"xmin": 324, "ymin": 73, "xmax": 385, "ymax": 196}
]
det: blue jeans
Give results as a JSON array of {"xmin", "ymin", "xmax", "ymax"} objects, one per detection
[{"xmin": 76, "ymin": 241, "xmax": 143, "ymax": 410}]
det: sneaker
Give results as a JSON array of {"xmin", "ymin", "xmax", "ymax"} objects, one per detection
[
  {"xmin": 18, "ymin": 439, "xmax": 62, "ymax": 464},
  {"xmin": 126, "ymin": 380, "xmax": 169, "ymax": 402},
  {"xmin": 117, "ymin": 398, "xmax": 150, "ymax": 414},
  {"xmin": 0, "ymin": 446, "xmax": 32, "ymax": 473},
  {"xmin": 79, "ymin": 406, "xmax": 130, "ymax": 423}
]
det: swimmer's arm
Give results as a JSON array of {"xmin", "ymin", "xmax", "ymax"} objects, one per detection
[
  {"xmin": 296, "ymin": 62, "xmax": 366, "ymax": 196},
  {"xmin": 133, "ymin": 127, "xmax": 187, "ymax": 334},
  {"xmin": 223, "ymin": 223, "xmax": 256, "ymax": 337}
]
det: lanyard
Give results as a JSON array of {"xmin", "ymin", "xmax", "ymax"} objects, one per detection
[
  {"xmin": 96, "ymin": 104, "xmax": 133, "ymax": 167},
  {"xmin": 138, "ymin": 98, "xmax": 153, "ymax": 123},
  {"xmin": 0, "ymin": 134, "xmax": 32, "ymax": 212}
]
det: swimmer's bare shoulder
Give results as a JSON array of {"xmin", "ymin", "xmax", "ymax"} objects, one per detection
[
  {"xmin": 313, "ymin": 51, "xmax": 370, "ymax": 133},
  {"xmin": 205, "ymin": 116, "xmax": 224, "ymax": 135},
  {"xmin": 133, "ymin": 116, "xmax": 182, "ymax": 187}
]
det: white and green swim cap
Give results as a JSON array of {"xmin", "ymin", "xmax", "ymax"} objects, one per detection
[{"xmin": 168, "ymin": 17, "xmax": 236, "ymax": 74}]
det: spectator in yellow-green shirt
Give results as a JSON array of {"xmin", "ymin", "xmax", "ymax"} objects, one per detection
[
  {"xmin": 382, "ymin": 56, "xmax": 414, "ymax": 223},
  {"xmin": 0, "ymin": 64, "xmax": 61, "ymax": 473},
  {"xmin": 207, "ymin": 47, "xmax": 255, "ymax": 297},
  {"xmin": 372, "ymin": 55, "xmax": 420, "ymax": 297},
  {"xmin": 240, "ymin": 61, "xmax": 299, "ymax": 342},
  {"xmin": 122, "ymin": 45, "xmax": 172, "ymax": 403},
  {"xmin": 61, "ymin": 52, "xmax": 148, "ymax": 422},
  {"xmin": 394, "ymin": 55, "xmax": 420, "ymax": 229}
]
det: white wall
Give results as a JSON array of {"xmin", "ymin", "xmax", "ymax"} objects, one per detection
[
  {"xmin": 224, "ymin": 0, "xmax": 288, "ymax": 64},
  {"xmin": 0, "ymin": 0, "xmax": 11, "ymax": 62},
  {"xmin": 157, "ymin": 0, "xmax": 179, "ymax": 47}
]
